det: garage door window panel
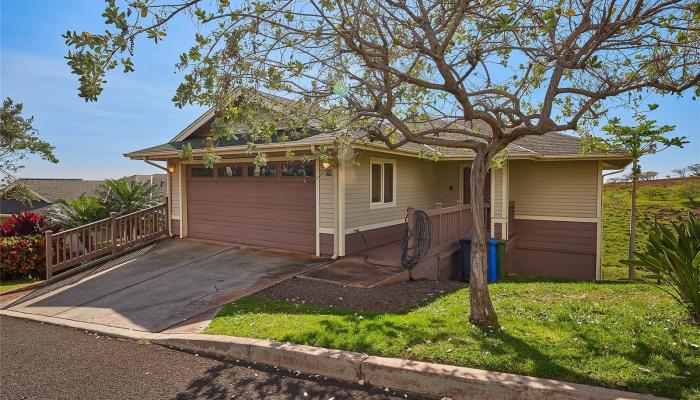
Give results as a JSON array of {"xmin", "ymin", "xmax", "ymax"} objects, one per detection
[
  {"xmin": 282, "ymin": 163, "xmax": 314, "ymax": 177},
  {"xmin": 248, "ymin": 164, "xmax": 276, "ymax": 177},
  {"xmin": 218, "ymin": 165, "xmax": 243, "ymax": 177},
  {"xmin": 191, "ymin": 167, "xmax": 214, "ymax": 178}
]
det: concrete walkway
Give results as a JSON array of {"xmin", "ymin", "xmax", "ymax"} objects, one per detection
[{"xmin": 6, "ymin": 239, "xmax": 325, "ymax": 332}]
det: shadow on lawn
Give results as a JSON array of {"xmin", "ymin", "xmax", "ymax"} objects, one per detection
[{"xmin": 220, "ymin": 294, "xmax": 697, "ymax": 399}]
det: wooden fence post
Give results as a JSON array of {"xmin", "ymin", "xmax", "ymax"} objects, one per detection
[
  {"xmin": 110, "ymin": 212, "xmax": 118, "ymax": 255},
  {"xmin": 45, "ymin": 230, "xmax": 53, "ymax": 279}
]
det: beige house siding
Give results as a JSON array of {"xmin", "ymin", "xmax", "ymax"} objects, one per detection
[
  {"xmin": 169, "ymin": 160, "xmax": 181, "ymax": 219},
  {"xmin": 318, "ymin": 170, "xmax": 335, "ymax": 229},
  {"xmin": 509, "ymin": 160, "xmax": 598, "ymax": 219},
  {"xmin": 438, "ymin": 161, "xmax": 462, "ymax": 205},
  {"xmin": 344, "ymin": 152, "xmax": 444, "ymax": 229},
  {"xmin": 493, "ymin": 168, "xmax": 504, "ymax": 218}
]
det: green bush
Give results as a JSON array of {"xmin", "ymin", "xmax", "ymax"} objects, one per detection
[
  {"xmin": 0, "ymin": 235, "xmax": 45, "ymax": 279},
  {"xmin": 681, "ymin": 184, "xmax": 700, "ymax": 203},
  {"xmin": 625, "ymin": 212, "xmax": 700, "ymax": 324}
]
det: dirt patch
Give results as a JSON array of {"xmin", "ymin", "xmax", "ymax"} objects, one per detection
[{"xmin": 258, "ymin": 278, "xmax": 466, "ymax": 313}]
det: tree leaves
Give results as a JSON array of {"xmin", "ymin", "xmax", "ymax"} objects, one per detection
[{"xmin": 0, "ymin": 98, "xmax": 58, "ymax": 201}]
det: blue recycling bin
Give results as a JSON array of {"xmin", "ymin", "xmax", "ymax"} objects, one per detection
[{"xmin": 487, "ymin": 239, "xmax": 498, "ymax": 283}]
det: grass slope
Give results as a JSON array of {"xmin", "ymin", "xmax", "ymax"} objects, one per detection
[
  {"xmin": 208, "ymin": 178, "xmax": 700, "ymax": 399},
  {"xmin": 602, "ymin": 178, "xmax": 699, "ymax": 280},
  {"xmin": 208, "ymin": 280, "xmax": 699, "ymax": 399}
]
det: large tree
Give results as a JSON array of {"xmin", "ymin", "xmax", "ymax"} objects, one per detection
[
  {"xmin": 65, "ymin": 0, "xmax": 700, "ymax": 326},
  {"xmin": 0, "ymin": 98, "xmax": 58, "ymax": 204}
]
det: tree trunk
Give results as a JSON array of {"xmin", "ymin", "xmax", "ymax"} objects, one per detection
[
  {"xmin": 468, "ymin": 150, "xmax": 499, "ymax": 327},
  {"xmin": 628, "ymin": 159, "xmax": 638, "ymax": 280}
]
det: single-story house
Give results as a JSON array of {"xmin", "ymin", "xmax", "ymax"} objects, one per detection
[
  {"xmin": 125, "ymin": 107, "xmax": 631, "ymax": 281},
  {"xmin": 0, "ymin": 179, "xmax": 105, "ymax": 217},
  {"xmin": 0, "ymin": 175, "xmax": 167, "ymax": 218}
]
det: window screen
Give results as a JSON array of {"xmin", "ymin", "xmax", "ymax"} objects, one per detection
[
  {"xmin": 383, "ymin": 163, "xmax": 394, "ymax": 203},
  {"xmin": 371, "ymin": 163, "xmax": 382, "ymax": 203}
]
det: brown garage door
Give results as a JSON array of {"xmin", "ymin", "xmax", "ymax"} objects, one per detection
[{"xmin": 186, "ymin": 162, "xmax": 316, "ymax": 253}]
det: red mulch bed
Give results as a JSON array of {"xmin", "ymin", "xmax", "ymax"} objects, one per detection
[{"xmin": 258, "ymin": 278, "xmax": 466, "ymax": 313}]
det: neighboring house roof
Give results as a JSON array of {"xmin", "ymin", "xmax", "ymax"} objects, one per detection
[
  {"xmin": 15, "ymin": 179, "xmax": 105, "ymax": 203},
  {"xmin": 0, "ymin": 179, "xmax": 104, "ymax": 215},
  {"xmin": 125, "ymin": 98, "xmax": 631, "ymax": 167},
  {"xmin": 0, "ymin": 175, "xmax": 168, "ymax": 215}
]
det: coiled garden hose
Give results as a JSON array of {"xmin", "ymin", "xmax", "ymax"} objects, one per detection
[{"xmin": 401, "ymin": 210, "xmax": 432, "ymax": 269}]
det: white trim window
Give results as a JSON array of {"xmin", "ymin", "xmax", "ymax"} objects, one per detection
[{"xmin": 369, "ymin": 158, "xmax": 397, "ymax": 209}]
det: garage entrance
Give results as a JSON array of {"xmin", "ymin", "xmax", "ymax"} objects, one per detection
[{"xmin": 187, "ymin": 162, "xmax": 316, "ymax": 253}]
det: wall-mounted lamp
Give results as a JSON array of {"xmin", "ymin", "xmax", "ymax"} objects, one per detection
[
  {"xmin": 168, "ymin": 165, "xmax": 176, "ymax": 173},
  {"xmin": 322, "ymin": 161, "xmax": 333, "ymax": 176}
]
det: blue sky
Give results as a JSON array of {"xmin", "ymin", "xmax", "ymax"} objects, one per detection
[{"xmin": 1, "ymin": 0, "xmax": 698, "ymax": 179}]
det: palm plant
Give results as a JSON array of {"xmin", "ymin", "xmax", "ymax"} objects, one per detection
[
  {"xmin": 624, "ymin": 213, "xmax": 700, "ymax": 324},
  {"xmin": 44, "ymin": 196, "xmax": 108, "ymax": 229},
  {"xmin": 98, "ymin": 178, "xmax": 163, "ymax": 215}
]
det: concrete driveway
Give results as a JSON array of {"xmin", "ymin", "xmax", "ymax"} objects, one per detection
[{"xmin": 6, "ymin": 239, "xmax": 326, "ymax": 332}]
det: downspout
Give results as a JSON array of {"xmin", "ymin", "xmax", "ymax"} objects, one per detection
[
  {"xmin": 603, "ymin": 169, "xmax": 625, "ymax": 178},
  {"xmin": 332, "ymin": 155, "xmax": 340, "ymax": 260},
  {"xmin": 142, "ymin": 158, "xmax": 168, "ymax": 172}
]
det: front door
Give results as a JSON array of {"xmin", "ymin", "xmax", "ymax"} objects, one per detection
[{"xmin": 462, "ymin": 167, "xmax": 491, "ymax": 204}]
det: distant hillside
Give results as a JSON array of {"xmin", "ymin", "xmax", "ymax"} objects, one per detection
[
  {"xmin": 605, "ymin": 176, "xmax": 700, "ymax": 188},
  {"xmin": 602, "ymin": 177, "xmax": 699, "ymax": 280}
]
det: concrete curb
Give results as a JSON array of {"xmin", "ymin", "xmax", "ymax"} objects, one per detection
[{"xmin": 0, "ymin": 310, "xmax": 668, "ymax": 400}]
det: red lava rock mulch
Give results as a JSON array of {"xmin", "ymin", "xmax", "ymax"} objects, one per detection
[{"xmin": 258, "ymin": 278, "xmax": 466, "ymax": 313}]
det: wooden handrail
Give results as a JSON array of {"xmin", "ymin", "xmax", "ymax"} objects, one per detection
[
  {"xmin": 408, "ymin": 202, "xmax": 491, "ymax": 260},
  {"xmin": 45, "ymin": 201, "xmax": 169, "ymax": 279}
]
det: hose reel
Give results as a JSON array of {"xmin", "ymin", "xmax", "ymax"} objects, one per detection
[{"xmin": 401, "ymin": 209, "xmax": 432, "ymax": 269}]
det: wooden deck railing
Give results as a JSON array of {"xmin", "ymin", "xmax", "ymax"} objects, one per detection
[
  {"xmin": 407, "ymin": 202, "xmax": 490, "ymax": 258},
  {"xmin": 45, "ymin": 203, "xmax": 169, "ymax": 278}
]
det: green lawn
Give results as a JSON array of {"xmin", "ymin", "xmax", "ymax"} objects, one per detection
[
  {"xmin": 208, "ymin": 280, "xmax": 700, "ymax": 399},
  {"xmin": 602, "ymin": 179, "xmax": 699, "ymax": 280},
  {"xmin": 207, "ymin": 179, "xmax": 700, "ymax": 398},
  {"xmin": 0, "ymin": 278, "xmax": 37, "ymax": 293}
]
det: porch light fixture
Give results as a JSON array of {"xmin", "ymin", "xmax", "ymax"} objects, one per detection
[
  {"xmin": 168, "ymin": 165, "xmax": 176, "ymax": 173},
  {"xmin": 322, "ymin": 161, "xmax": 334, "ymax": 176}
]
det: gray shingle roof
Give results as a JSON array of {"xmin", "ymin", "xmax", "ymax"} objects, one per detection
[
  {"xmin": 19, "ymin": 179, "xmax": 105, "ymax": 202},
  {"xmin": 0, "ymin": 175, "xmax": 169, "ymax": 216},
  {"xmin": 125, "ymin": 104, "xmax": 629, "ymax": 160},
  {"xmin": 126, "ymin": 128, "xmax": 623, "ymax": 160}
]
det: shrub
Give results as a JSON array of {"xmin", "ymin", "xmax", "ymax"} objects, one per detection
[
  {"xmin": 44, "ymin": 196, "xmax": 108, "ymax": 229},
  {"xmin": 624, "ymin": 212, "xmax": 700, "ymax": 324},
  {"xmin": 681, "ymin": 184, "xmax": 700, "ymax": 203},
  {"xmin": 0, "ymin": 234, "xmax": 45, "ymax": 279},
  {"xmin": 0, "ymin": 211, "xmax": 47, "ymax": 237},
  {"xmin": 98, "ymin": 178, "xmax": 163, "ymax": 215}
]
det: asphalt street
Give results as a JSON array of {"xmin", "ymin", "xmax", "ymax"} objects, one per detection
[{"xmin": 0, "ymin": 316, "xmax": 424, "ymax": 400}]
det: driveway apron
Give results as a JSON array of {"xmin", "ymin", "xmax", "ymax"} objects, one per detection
[{"xmin": 7, "ymin": 239, "xmax": 324, "ymax": 332}]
